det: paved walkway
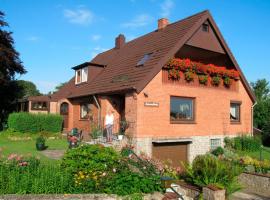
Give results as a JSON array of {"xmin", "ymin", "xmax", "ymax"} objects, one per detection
[
  {"xmin": 40, "ymin": 150, "xmax": 65, "ymax": 160},
  {"xmin": 231, "ymin": 191, "xmax": 270, "ymax": 200}
]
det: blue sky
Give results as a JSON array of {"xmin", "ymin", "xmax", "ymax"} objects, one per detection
[{"xmin": 1, "ymin": 0, "xmax": 270, "ymax": 93}]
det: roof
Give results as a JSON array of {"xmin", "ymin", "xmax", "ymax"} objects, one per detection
[
  {"xmin": 28, "ymin": 95, "xmax": 51, "ymax": 102},
  {"xmin": 54, "ymin": 10, "xmax": 255, "ymax": 102}
]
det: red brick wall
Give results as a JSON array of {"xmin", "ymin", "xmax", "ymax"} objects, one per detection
[{"xmin": 136, "ymin": 71, "xmax": 253, "ymax": 138}]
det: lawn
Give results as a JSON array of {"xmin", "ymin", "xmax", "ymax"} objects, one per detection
[
  {"xmin": 0, "ymin": 130, "xmax": 68, "ymax": 164},
  {"xmin": 235, "ymin": 146, "xmax": 270, "ymax": 160}
]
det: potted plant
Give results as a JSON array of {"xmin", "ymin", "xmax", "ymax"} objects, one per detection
[
  {"xmin": 118, "ymin": 120, "xmax": 129, "ymax": 140},
  {"xmin": 184, "ymin": 71, "xmax": 195, "ymax": 82},
  {"xmin": 223, "ymin": 76, "xmax": 232, "ymax": 88},
  {"xmin": 211, "ymin": 76, "xmax": 221, "ymax": 86},
  {"xmin": 36, "ymin": 136, "xmax": 46, "ymax": 151},
  {"xmin": 198, "ymin": 75, "xmax": 208, "ymax": 85}
]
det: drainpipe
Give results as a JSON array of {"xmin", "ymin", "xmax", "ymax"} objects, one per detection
[
  {"xmin": 251, "ymin": 101, "xmax": 257, "ymax": 136},
  {"xmin": 93, "ymin": 95, "xmax": 101, "ymax": 128}
]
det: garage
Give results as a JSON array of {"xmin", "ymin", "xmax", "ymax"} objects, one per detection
[{"xmin": 152, "ymin": 141, "xmax": 190, "ymax": 167}]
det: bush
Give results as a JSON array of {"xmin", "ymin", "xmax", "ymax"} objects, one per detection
[
  {"xmin": 8, "ymin": 112, "xmax": 63, "ymax": 133},
  {"xmin": 183, "ymin": 154, "xmax": 242, "ymax": 196},
  {"xmin": 233, "ymin": 136, "xmax": 261, "ymax": 152},
  {"xmin": 61, "ymin": 144, "xmax": 162, "ymax": 195},
  {"xmin": 211, "ymin": 147, "xmax": 224, "ymax": 156},
  {"xmin": 224, "ymin": 136, "xmax": 261, "ymax": 152}
]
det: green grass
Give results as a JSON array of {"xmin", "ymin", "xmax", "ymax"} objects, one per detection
[
  {"xmin": 235, "ymin": 146, "xmax": 270, "ymax": 160},
  {"xmin": 0, "ymin": 130, "xmax": 68, "ymax": 164}
]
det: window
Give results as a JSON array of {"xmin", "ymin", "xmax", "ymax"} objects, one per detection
[
  {"xmin": 136, "ymin": 53, "xmax": 152, "ymax": 66},
  {"xmin": 170, "ymin": 97, "xmax": 194, "ymax": 122},
  {"xmin": 75, "ymin": 67, "xmax": 88, "ymax": 84},
  {"xmin": 230, "ymin": 102, "xmax": 241, "ymax": 123},
  {"xmin": 31, "ymin": 101, "xmax": 48, "ymax": 110},
  {"xmin": 80, "ymin": 103, "xmax": 91, "ymax": 119},
  {"xmin": 202, "ymin": 23, "xmax": 209, "ymax": 32},
  {"xmin": 210, "ymin": 139, "xmax": 221, "ymax": 150}
]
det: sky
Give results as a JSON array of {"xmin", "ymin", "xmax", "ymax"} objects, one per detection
[{"xmin": 1, "ymin": 0, "xmax": 270, "ymax": 94}]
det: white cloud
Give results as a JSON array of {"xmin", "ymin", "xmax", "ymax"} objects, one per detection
[
  {"xmin": 63, "ymin": 8, "xmax": 94, "ymax": 25},
  {"xmin": 160, "ymin": 0, "xmax": 174, "ymax": 18},
  {"xmin": 26, "ymin": 36, "xmax": 39, "ymax": 42},
  {"xmin": 122, "ymin": 14, "xmax": 153, "ymax": 28},
  {"xmin": 91, "ymin": 34, "xmax": 101, "ymax": 41}
]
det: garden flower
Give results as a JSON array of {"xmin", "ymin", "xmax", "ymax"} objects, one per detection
[{"xmin": 113, "ymin": 168, "xmax": 116, "ymax": 172}]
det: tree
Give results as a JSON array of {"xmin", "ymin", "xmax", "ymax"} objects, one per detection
[
  {"xmin": 16, "ymin": 80, "xmax": 41, "ymax": 99},
  {"xmin": 251, "ymin": 79, "xmax": 270, "ymax": 146},
  {"xmin": 0, "ymin": 11, "xmax": 26, "ymax": 129}
]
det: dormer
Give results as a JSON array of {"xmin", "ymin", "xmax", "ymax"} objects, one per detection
[{"xmin": 72, "ymin": 62, "xmax": 105, "ymax": 85}]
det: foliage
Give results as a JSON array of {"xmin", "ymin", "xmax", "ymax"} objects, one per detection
[
  {"xmin": 184, "ymin": 71, "xmax": 195, "ymax": 82},
  {"xmin": 61, "ymin": 144, "xmax": 162, "ymax": 195},
  {"xmin": 0, "ymin": 156, "xmax": 73, "ymax": 194},
  {"xmin": 36, "ymin": 136, "xmax": 45, "ymax": 145},
  {"xmin": 230, "ymin": 136, "xmax": 261, "ymax": 152},
  {"xmin": 182, "ymin": 154, "xmax": 242, "ymax": 196},
  {"xmin": 16, "ymin": 80, "xmax": 41, "ymax": 99},
  {"xmin": 211, "ymin": 76, "xmax": 221, "ymax": 86},
  {"xmin": 8, "ymin": 112, "xmax": 63, "ymax": 133},
  {"xmin": 0, "ymin": 11, "xmax": 26, "ymax": 130},
  {"xmin": 165, "ymin": 58, "xmax": 239, "ymax": 79},
  {"xmin": 168, "ymin": 68, "xmax": 180, "ymax": 80},
  {"xmin": 90, "ymin": 124, "xmax": 102, "ymax": 139},
  {"xmin": 211, "ymin": 146, "xmax": 225, "ymax": 156},
  {"xmin": 223, "ymin": 76, "xmax": 232, "ymax": 87},
  {"xmin": 198, "ymin": 75, "xmax": 208, "ymax": 85},
  {"xmin": 239, "ymin": 156, "xmax": 270, "ymax": 174},
  {"xmin": 250, "ymin": 79, "xmax": 270, "ymax": 146}
]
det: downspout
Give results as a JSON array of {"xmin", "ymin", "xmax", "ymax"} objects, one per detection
[
  {"xmin": 93, "ymin": 95, "xmax": 101, "ymax": 128},
  {"xmin": 251, "ymin": 101, "xmax": 257, "ymax": 136}
]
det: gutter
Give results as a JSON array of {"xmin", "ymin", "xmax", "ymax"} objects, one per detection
[
  {"xmin": 251, "ymin": 101, "xmax": 257, "ymax": 136},
  {"xmin": 93, "ymin": 95, "xmax": 101, "ymax": 128}
]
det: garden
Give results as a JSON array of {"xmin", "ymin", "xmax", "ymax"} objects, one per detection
[{"xmin": 1, "ymin": 112, "xmax": 270, "ymax": 199}]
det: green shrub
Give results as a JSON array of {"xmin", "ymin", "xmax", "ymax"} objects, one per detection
[
  {"xmin": 233, "ymin": 136, "xmax": 261, "ymax": 152},
  {"xmin": 183, "ymin": 154, "xmax": 242, "ymax": 196},
  {"xmin": 61, "ymin": 144, "xmax": 162, "ymax": 195},
  {"xmin": 7, "ymin": 112, "xmax": 63, "ymax": 133},
  {"xmin": 224, "ymin": 137, "xmax": 234, "ymax": 149},
  {"xmin": 211, "ymin": 147, "xmax": 225, "ymax": 156}
]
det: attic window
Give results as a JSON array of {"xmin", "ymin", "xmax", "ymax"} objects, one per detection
[
  {"xmin": 75, "ymin": 67, "xmax": 88, "ymax": 84},
  {"xmin": 137, "ymin": 53, "xmax": 152, "ymax": 66},
  {"xmin": 202, "ymin": 23, "xmax": 209, "ymax": 32}
]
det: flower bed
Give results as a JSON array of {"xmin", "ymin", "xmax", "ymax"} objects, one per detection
[{"xmin": 163, "ymin": 58, "xmax": 240, "ymax": 87}]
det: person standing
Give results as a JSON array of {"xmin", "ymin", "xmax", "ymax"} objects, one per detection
[{"xmin": 104, "ymin": 110, "xmax": 114, "ymax": 142}]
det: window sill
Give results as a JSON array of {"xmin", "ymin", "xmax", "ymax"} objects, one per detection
[
  {"xmin": 170, "ymin": 121, "xmax": 196, "ymax": 124},
  {"xmin": 230, "ymin": 121, "xmax": 241, "ymax": 125},
  {"xmin": 79, "ymin": 118, "xmax": 89, "ymax": 121}
]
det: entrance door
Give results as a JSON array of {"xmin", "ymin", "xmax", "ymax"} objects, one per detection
[
  {"xmin": 152, "ymin": 142, "xmax": 188, "ymax": 167},
  {"xmin": 60, "ymin": 102, "xmax": 69, "ymax": 129}
]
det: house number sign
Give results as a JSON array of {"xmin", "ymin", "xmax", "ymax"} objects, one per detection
[{"xmin": 144, "ymin": 102, "xmax": 159, "ymax": 107}]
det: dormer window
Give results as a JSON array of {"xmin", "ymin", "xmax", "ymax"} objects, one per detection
[{"xmin": 75, "ymin": 67, "xmax": 88, "ymax": 84}]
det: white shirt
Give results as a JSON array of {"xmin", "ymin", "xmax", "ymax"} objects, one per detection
[{"xmin": 105, "ymin": 114, "xmax": 114, "ymax": 126}]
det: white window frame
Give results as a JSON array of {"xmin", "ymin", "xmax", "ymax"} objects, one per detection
[
  {"xmin": 75, "ymin": 67, "xmax": 88, "ymax": 84},
  {"xmin": 210, "ymin": 138, "xmax": 221, "ymax": 150}
]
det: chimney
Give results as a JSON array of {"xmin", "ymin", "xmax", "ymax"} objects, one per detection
[
  {"xmin": 158, "ymin": 18, "xmax": 169, "ymax": 30},
  {"xmin": 115, "ymin": 34, "xmax": 125, "ymax": 49}
]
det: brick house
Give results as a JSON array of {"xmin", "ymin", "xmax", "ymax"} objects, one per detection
[{"xmin": 26, "ymin": 10, "xmax": 256, "ymax": 165}]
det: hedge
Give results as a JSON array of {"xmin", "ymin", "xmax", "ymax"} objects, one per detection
[{"xmin": 8, "ymin": 112, "xmax": 63, "ymax": 133}]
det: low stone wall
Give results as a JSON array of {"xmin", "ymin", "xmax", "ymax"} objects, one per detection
[{"xmin": 238, "ymin": 172, "xmax": 270, "ymax": 197}]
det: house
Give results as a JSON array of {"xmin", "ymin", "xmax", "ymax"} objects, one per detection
[{"xmin": 26, "ymin": 10, "xmax": 256, "ymax": 165}]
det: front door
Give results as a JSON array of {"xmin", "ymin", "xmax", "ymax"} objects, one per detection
[{"xmin": 60, "ymin": 102, "xmax": 69, "ymax": 129}]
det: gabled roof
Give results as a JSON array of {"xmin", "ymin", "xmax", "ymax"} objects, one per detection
[{"xmin": 55, "ymin": 10, "xmax": 255, "ymax": 102}]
